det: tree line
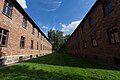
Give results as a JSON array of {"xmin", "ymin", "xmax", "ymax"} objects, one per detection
[{"xmin": 48, "ymin": 29, "xmax": 70, "ymax": 51}]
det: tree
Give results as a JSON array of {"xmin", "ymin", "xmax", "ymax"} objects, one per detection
[
  {"xmin": 55, "ymin": 30, "xmax": 64, "ymax": 50},
  {"xmin": 48, "ymin": 29, "xmax": 70, "ymax": 51},
  {"xmin": 48, "ymin": 29, "xmax": 55, "ymax": 44},
  {"xmin": 48, "ymin": 30, "xmax": 64, "ymax": 51}
]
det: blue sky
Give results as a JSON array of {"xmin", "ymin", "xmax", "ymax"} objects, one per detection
[{"xmin": 17, "ymin": 0, "xmax": 96, "ymax": 36}]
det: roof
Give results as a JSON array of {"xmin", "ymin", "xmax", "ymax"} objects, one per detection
[{"xmin": 9, "ymin": 0, "xmax": 52, "ymax": 44}]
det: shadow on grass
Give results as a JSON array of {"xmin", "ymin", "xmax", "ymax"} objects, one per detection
[
  {"xmin": 26, "ymin": 52, "xmax": 119, "ymax": 71},
  {"xmin": 0, "ymin": 65, "xmax": 102, "ymax": 80}
]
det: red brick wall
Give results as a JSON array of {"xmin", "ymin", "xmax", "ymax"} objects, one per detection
[
  {"xmin": 65, "ymin": 0, "xmax": 120, "ymax": 67},
  {"xmin": 0, "ymin": 0, "xmax": 52, "ymax": 64}
]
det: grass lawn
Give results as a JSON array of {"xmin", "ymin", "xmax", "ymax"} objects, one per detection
[{"xmin": 0, "ymin": 52, "xmax": 120, "ymax": 80}]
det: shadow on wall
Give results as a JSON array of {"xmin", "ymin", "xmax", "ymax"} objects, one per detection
[
  {"xmin": 0, "ymin": 65, "xmax": 102, "ymax": 80},
  {"xmin": 0, "ymin": 47, "xmax": 6, "ymax": 65},
  {"xmin": 26, "ymin": 52, "xmax": 119, "ymax": 71}
]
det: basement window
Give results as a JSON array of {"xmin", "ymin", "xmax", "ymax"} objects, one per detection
[
  {"xmin": 0, "ymin": 28, "xmax": 9, "ymax": 47},
  {"xmin": 19, "ymin": 56, "xmax": 23, "ymax": 61},
  {"xmin": 30, "ymin": 55, "xmax": 33, "ymax": 59},
  {"xmin": 114, "ymin": 58, "xmax": 120, "ymax": 65},
  {"xmin": 94, "ymin": 56, "xmax": 98, "ymax": 61},
  {"xmin": 2, "ymin": 0, "xmax": 13, "ymax": 18}
]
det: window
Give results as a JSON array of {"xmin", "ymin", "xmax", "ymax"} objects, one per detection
[
  {"xmin": 20, "ymin": 36, "xmax": 25, "ymax": 48},
  {"xmin": 22, "ymin": 17, "xmax": 27, "ymax": 29},
  {"xmin": 89, "ymin": 16, "xmax": 95, "ymax": 28},
  {"xmin": 37, "ymin": 42, "xmax": 38, "ymax": 50},
  {"xmin": 2, "ymin": 0, "xmax": 13, "ymax": 17},
  {"xmin": 78, "ymin": 41, "xmax": 80, "ymax": 49},
  {"xmin": 94, "ymin": 56, "xmax": 98, "ymax": 61},
  {"xmin": 30, "ymin": 55, "xmax": 32, "ymax": 59},
  {"xmin": 77, "ymin": 30, "xmax": 79, "ymax": 37},
  {"xmin": 82, "ymin": 25, "xmax": 85, "ymax": 33},
  {"xmin": 114, "ymin": 58, "xmax": 120, "ymax": 65},
  {"xmin": 43, "ymin": 45, "xmax": 44, "ymax": 50},
  {"xmin": 31, "ymin": 40, "xmax": 33, "ymax": 49},
  {"xmin": 91, "ymin": 35, "xmax": 97, "ymax": 47},
  {"xmin": 75, "ymin": 43, "xmax": 78, "ymax": 50},
  {"xmin": 41, "ymin": 35, "xmax": 42, "ymax": 40},
  {"xmin": 40, "ymin": 44, "xmax": 42, "ymax": 50},
  {"xmin": 0, "ymin": 28, "xmax": 9, "ymax": 47},
  {"xmin": 108, "ymin": 27, "xmax": 120, "ymax": 44},
  {"xmin": 32, "ymin": 26, "xmax": 34, "ymax": 35},
  {"xmin": 103, "ymin": 0, "xmax": 113, "ymax": 15},
  {"xmin": 37, "ymin": 31, "xmax": 39, "ymax": 38},
  {"xmin": 19, "ymin": 56, "xmax": 23, "ymax": 61},
  {"xmin": 84, "ymin": 55, "xmax": 87, "ymax": 58},
  {"xmin": 83, "ymin": 40, "xmax": 87, "ymax": 48}
]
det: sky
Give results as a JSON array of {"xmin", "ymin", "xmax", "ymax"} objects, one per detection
[{"xmin": 17, "ymin": 0, "xmax": 96, "ymax": 36}]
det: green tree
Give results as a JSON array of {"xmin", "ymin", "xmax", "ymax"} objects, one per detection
[
  {"xmin": 55, "ymin": 30, "xmax": 64, "ymax": 50},
  {"xmin": 48, "ymin": 30, "xmax": 65, "ymax": 51},
  {"xmin": 48, "ymin": 29, "xmax": 55, "ymax": 44}
]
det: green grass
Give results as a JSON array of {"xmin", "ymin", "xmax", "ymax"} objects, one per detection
[{"xmin": 0, "ymin": 52, "xmax": 120, "ymax": 80}]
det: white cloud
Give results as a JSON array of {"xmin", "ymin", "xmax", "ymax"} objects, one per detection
[
  {"xmin": 61, "ymin": 20, "xmax": 81, "ymax": 36},
  {"xmin": 17, "ymin": 0, "xmax": 27, "ymax": 9},
  {"xmin": 43, "ymin": 26, "xmax": 48, "ymax": 29},
  {"xmin": 38, "ymin": 0, "xmax": 62, "ymax": 11}
]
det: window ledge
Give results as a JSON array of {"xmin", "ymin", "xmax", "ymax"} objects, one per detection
[
  {"xmin": 2, "ymin": 12, "xmax": 12, "ymax": 20},
  {"xmin": 20, "ymin": 48, "xmax": 25, "ymax": 49},
  {"xmin": 109, "ymin": 42, "xmax": 120, "ymax": 45},
  {"xmin": 0, "ymin": 45, "xmax": 7, "ymax": 47},
  {"xmin": 103, "ymin": 9, "xmax": 113, "ymax": 17}
]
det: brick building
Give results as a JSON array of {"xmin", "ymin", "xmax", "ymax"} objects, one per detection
[
  {"xmin": 0, "ymin": 0, "xmax": 52, "ymax": 65},
  {"xmin": 64, "ymin": 0, "xmax": 120, "ymax": 67}
]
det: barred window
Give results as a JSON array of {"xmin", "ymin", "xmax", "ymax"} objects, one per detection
[
  {"xmin": 82, "ymin": 25, "xmax": 85, "ymax": 33},
  {"xmin": 37, "ymin": 42, "xmax": 39, "ymax": 50},
  {"xmin": 22, "ymin": 17, "xmax": 27, "ymax": 29},
  {"xmin": 78, "ymin": 41, "xmax": 80, "ymax": 49},
  {"xmin": 40, "ymin": 44, "xmax": 42, "ymax": 50},
  {"xmin": 91, "ymin": 35, "xmax": 97, "ymax": 47},
  {"xmin": 31, "ymin": 40, "xmax": 33, "ymax": 49},
  {"xmin": 103, "ymin": 0, "xmax": 113, "ymax": 15},
  {"xmin": 0, "ymin": 28, "xmax": 9, "ymax": 47},
  {"xmin": 83, "ymin": 40, "xmax": 87, "ymax": 48},
  {"xmin": 20, "ymin": 36, "xmax": 25, "ymax": 48},
  {"xmin": 37, "ymin": 31, "xmax": 39, "ymax": 38},
  {"xmin": 108, "ymin": 27, "xmax": 120, "ymax": 44},
  {"xmin": 41, "ymin": 35, "xmax": 42, "ymax": 40},
  {"xmin": 32, "ymin": 26, "xmax": 34, "ymax": 35},
  {"xmin": 89, "ymin": 16, "xmax": 95, "ymax": 28},
  {"xmin": 2, "ymin": 0, "xmax": 13, "ymax": 17}
]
